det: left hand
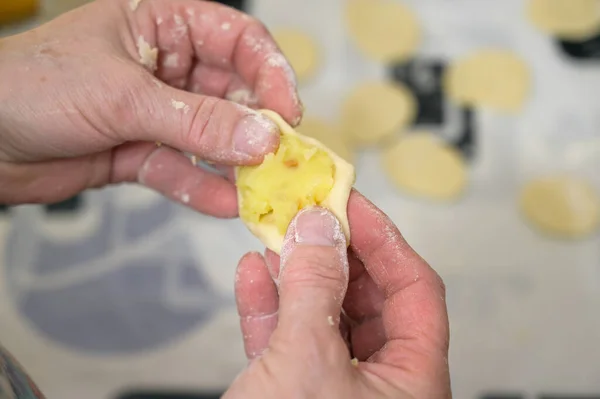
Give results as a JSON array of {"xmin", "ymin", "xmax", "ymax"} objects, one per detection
[{"xmin": 0, "ymin": 0, "xmax": 302, "ymax": 217}]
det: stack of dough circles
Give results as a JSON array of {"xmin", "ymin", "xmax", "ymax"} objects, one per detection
[
  {"xmin": 345, "ymin": 0, "xmax": 421, "ymax": 63},
  {"xmin": 444, "ymin": 49, "xmax": 531, "ymax": 113},
  {"xmin": 296, "ymin": 117, "xmax": 355, "ymax": 165},
  {"xmin": 272, "ymin": 28, "xmax": 320, "ymax": 82},
  {"xmin": 527, "ymin": 0, "xmax": 600, "ymax": 41},
  {"xmin": 519, "ymin": 176, "xmax": 600, "ymax": 239},
  {"xmin": 381, "ymin": 132, "xmax": 467, "ymax": 201},
  {"xmin": 341, "ymin": 81, "xmax": 417, "ymax": 146}
]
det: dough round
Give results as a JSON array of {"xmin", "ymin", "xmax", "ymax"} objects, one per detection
[
  {"xmin": 236, "ymin": 110, "xmax": 356, "ymax": 254},
  {"xmin": 345, "ymin": 0, "xmax": 421, "ymax": 63},
  {"xmin": 444, "ymin": 49, "xmax": 530, "ymax": 113},
  {"xmin": 296, "ymin": 117, "xmax": 355, "ymax": 164},
  {"xmin": 520, "ymin": 176, "xmax": 600, "ymax": 238},
  {"xmin": 527, "ymin": 0, "xmax": 600, "ymax": 40},
  {"xmin": 381, "ymin": 133, "xmax": 467, "ymax": 201},
  {"xmin": 341, "ymin": 81, "xmax": 417, "ymax": 146},
  {"xmin": 272, "ymin": 29, "xmax": 320, "ymax": 82}
]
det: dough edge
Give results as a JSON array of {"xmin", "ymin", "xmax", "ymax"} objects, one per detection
[{"xmin": 235, "ymin": 109, "xmax": 356, "ymax": 255}]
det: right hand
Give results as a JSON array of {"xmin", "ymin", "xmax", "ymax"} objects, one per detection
[{"xmin": 228, "ymin": 191, "xmax": 452, "ymax": 398}]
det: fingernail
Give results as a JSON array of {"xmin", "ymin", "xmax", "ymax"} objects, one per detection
[
  {"xmin": 294, "ymin": 207, "xmax": 341, "ymax": 247},
  {"xmin": 233, "ymin": 112, "xmax": 279, "ymax": 157}
]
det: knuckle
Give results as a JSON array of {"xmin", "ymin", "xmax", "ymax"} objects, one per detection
[
  {"xmin": 100, "ymin": 70, "xmax": 148, "ymax": 136},
  {"xmin": 282, "ymin": 250, "xmax": 345, "ymax": 290},
  {"xmin": 183, "ymin": 96, "xmax": 220, "ymax": 149}
]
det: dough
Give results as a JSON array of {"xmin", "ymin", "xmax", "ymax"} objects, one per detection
[
  {"xmin": 381, "ymin": 132, "xmax": 467, "ymax": 201},
  {"xmin": 296, "ymin": 117, "xmax": 355, "ymax": 164},
  {"xmin": 345, "ymin": 0, "xmax": 421, "ymax": 63},
  {"xmin": 341, "ymin": 81, "xmax": 417, "ymax": 146},
  {"xmin": 527, "ymin": 0, "xmax": 600, "ymax": 40},
  {"xmin": 444, "ymin": 49, "xmax": 530, "ymax": 113},
  {"xmin": 520, "ymin": 176, "xmax": 600, "ymax": 238},
  {"xmin": 272, "ymin": 29, "xmax": 320, "ymax": 82},
  {"xmin": 236, "ymin": 110, "xmax": 356, "ymax": 254}
]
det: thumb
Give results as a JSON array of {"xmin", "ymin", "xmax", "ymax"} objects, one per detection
[
  {"xmin": 124, "ymin": 81, "xmax": 280, "ymax": 166},
  {"xmin": 276, "ymin": 207, "xmax": 350, "ymax": 336}
]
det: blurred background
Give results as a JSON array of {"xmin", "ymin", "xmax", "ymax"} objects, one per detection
[{"xmin": 2, "ymin": 0, "xmax": 600, "ymax": 398}]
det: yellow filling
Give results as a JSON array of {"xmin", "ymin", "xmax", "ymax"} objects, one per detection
[{"xmin": 237, "ymin": 134, "xmax": 336, "ymax": 235}]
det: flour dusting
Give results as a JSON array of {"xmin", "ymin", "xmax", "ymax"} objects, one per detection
[
  {"xmin": 280, "ymin": 207, "xmax": 350, "ymax": 291},
  {"xmin": 163, "ymin": 53, "xmax": 180, "ymax": 68},
  {"xmin": 171, "ymin": 99, "xmax": 191, "ymax": 113},
  {"xmin": 136, "ymin": 36, "xmax": 158, "ymax": 71},
  {"xmin": 172, "ymin": 15, "xmax": 188, "ymax": 41},
  {"xmin": 226, "ymin": 88, "xmax": 258, "ymax": 106},
  {"xmin": 129, "ymin": 0, "xmax": 142, "ymax": 11}
]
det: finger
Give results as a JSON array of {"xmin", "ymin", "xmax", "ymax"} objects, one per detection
[
  {"xmin": 129, "ymin": 0, "xmax": 302, "ymax": 126},
  {"xmin": 136, "ymin": 144, "xmax": 238, "ymax": 217},
  {"xmin": 185, "ymin": 65, "xmax": 259, "ymax": 108},
  {"xmin": 347, "ymin": 191, "xmax": 449, "ymax": 372},
  {"xmin": 235, "ymin": 252, "xmax": 279, "ymax": 360},
  {"xmin": 0, "ymin": 142, "xmax": 238, "ymax": 218},
  {"xmin": 117, "ymin": 76, "xmax": 280, "ymax": 166},
  {"xmin": 276, "ymin": 207, "xmax": 349, "ymax": 338}
]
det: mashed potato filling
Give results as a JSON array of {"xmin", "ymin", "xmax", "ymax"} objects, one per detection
[{"xmin": 237, "ymin": 133, "xmax": 336, "ymax": 235}]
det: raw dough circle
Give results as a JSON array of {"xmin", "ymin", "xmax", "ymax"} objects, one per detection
[
  {"xmin": 341, "ymin": 81, "xmax": 417, "ymax": 146},
  {"xmin": 527, "ymin": 0, "xmax": 600, "ymax": 40},
  {"xmin": 296, "ymin": 117, "xmax": 355, "ymax": 164},
  {"xmin": 236, "ymin": 110, "xmax": 356, "ymax": 255},
  {"xmin": 345, "ymin": 0, "xmax": 421, "ymax": 63},
  {"xmin": 520, "ymin": 176, "xmax": 600, "ymax": 238},
  {"xmin": 444, "ymin": 49, "xmax": 530, "ymax": 113},
  {"xmin": 272, "ymin": 29, "xmax": 320, "ymax": 82},
  {"xmin": 381, "ymin": 133, "xmax": 467, "ymax": 201}
]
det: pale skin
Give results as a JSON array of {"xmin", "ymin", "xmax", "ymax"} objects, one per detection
[{"xmin": 0, "ymin": 0, "xmax": 451, "ymax": 398}]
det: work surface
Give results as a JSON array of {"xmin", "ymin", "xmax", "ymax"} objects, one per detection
[{"xmin": 2, "ymin": 1, "xmax": 600, "ymax": 398}]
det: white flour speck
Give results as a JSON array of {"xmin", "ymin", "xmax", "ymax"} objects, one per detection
[
  {"xmin": 222, "ymin": 22, "xmax": 231, "ymax": 31},
  {"xmin": 171, "ymin": 99, "xmax": 190, "ymax": 113},
  {"xmin": 156, "ymin": 17, "xmax": 163, "ymax": 25},
  {"xmin": 129, "ymin": 0, "xmax": 142, "ymax": 11},
  {"xmin": 181, "ymin": 193, "xmax": 190, "ymax": 204},
  {"xmin": 136, "ymin": 36, "xmax": 158, "ymax": 71},
  {"xmin": 171, "ymin": 15, "xmax": 188, "ymax": 41},
  {"xmin": 226, "ymin": 89, "xmax": 258, "ymax": 106},
  {"xmin": 163, "ymin": 53, "xmax": 180, "ymax": 68}
]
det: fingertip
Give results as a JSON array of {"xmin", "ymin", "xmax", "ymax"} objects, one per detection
[
  {"xmin": 235, "ymin": 251, "xmax": 279, "ymax": 360},
  {"xmin": 235, "ymin": 251, "xmax": 277, "ymax": 316},
  {"xmin": 231, "ymin": 108, "xmax": 281, "ymax": 163}
]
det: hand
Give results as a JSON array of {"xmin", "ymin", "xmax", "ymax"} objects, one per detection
[
  {"xmin": 0, "ymin": 0, "xmax": 302, "ymax": 216},
  {"xmin": 228, "ymin": 191, "xmax": 451, "ymax": 398}
]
